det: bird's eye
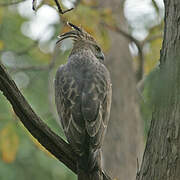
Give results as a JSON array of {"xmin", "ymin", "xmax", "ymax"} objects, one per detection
[{"xmin": 95, "ymin": 45, "xmax": 101, "ymax": 52}]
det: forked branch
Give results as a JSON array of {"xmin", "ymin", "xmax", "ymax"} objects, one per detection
[{"xmin": 32, "ymin": 0, "xmax": 74, "ymax": 14}]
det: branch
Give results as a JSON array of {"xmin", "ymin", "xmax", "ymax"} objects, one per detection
[
  {"xmin": 102, "ymin": 23, "xmax": 162, "ymax": 82},
  {"xmin": 0, "ymin": 64, "xmax": 112, "ymax": 180},
  {"xmin": 142, "ymin": 32, "xmax": 162, "ymax": 46},
  {"xmin": 0, "ymin": 63, "xmax": 76, "ymax": 172},
  {"xmin": 53, "ymin": 0, "xmax": 74, "ymax": 14},
  {"xmin": 32, "ymin": 0, "xmax": 74, "ymax": 14},
  {"xmin": 16, "ymin": 40, "xmax": 39, "ymax": 55},
  {"xmin": 5, "ymin": 42, "xmax": 58, "ymax": 73},
  {"xmin": 8, "ymin": 65, "xmax": 50, "ymax": 73},
  {"xmin": 0, "ymin": 40, "xmax": 38, "ymax": 58},
  {"xmin": 0, "ymin": 0, "xmax": 26, "ymax": 6},
  {"xmin": 102, "ymin": 22, "xmax": 144, "ymax": 81}
]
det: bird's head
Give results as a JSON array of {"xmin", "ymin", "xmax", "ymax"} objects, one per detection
[{"xmin": 57, "ymin": 22, "xmax": 104, "ymax": 62}]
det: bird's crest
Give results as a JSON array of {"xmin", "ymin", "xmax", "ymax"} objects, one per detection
[{"xmin": 56, "ymin": 22, "xmax": 97, "ymax": 44}]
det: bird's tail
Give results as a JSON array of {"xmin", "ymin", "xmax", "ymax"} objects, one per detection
[{"xmin": 77, "ymin": 149, "xmax": 103, "ymax": 180}]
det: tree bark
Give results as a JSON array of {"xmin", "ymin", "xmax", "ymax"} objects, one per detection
[
  {"xmin": 137, "ymin": 0, "xmax": 180, "ymax": 179},
  {"xmin": 98, "ymin": 0, "xmax": 144, "ymax": 179}
]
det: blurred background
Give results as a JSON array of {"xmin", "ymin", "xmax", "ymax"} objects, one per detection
[{"xmin": 0, "ymin": 0, "xmax": 164, "ymax": 180}]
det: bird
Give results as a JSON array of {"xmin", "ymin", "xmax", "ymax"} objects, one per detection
[{"xmin": 55, "ymin": 22, "xmax": 112, "ymax": 180}]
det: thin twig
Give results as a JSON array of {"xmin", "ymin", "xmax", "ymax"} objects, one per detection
[
  {"xmin": 32, "ymin": 0, "xmax": 36, "ymax": 10},
  {"xmin": 16, "ymin": 41, "xmax": 39, "ymax": 55},
  {"xmin": 102, "ymin": 23, "xmax": 162, "ymax": 81},
  {"xmin": 0, "ymin": 0, "xmax": 26, "ymax": 6},
  {"xmin": 53, "ymin": 0, "xmax": 74, "ymax": 14},
  {"xmin": 101, "ymin": 22, "xmax": 144, "ymax": 81},
  {"xmin": 32, "ymin": 0, "xmax": 74, "ymax": 13},
  {"xmin": 8, "ymin": 65, "xmax": 49, "ymax": 73},
  {"xmin": 142, "ymin": 33, "xmax": 162, "ymax": 46},
  {"xmin": 6, "ymin": 44, "xmax": 59, "ymax": 73},
  {"xmin": 0, "ymin": 41, "xmax": 38, "ymax": 56},
  {"xmin": 102, "ymin": 23, "xmax": 140, "ymax": 46}
]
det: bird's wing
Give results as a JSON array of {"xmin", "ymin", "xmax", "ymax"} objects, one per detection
[
  {"xmin": 55, "ymin": 64, "xmax": 85, "ymax": 154},
  {"xmin": 81, "ymin": 66, "xmax": 112, "ymax": 149}
]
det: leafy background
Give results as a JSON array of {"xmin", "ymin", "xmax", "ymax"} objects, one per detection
[{"xmin": 0, "ymin": 0, "xmax": 164, "ymax": 179}]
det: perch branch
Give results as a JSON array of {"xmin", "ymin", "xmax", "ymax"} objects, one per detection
[
  {"xmin": 0, "ymin": 64, "xmax": 112, "ymax": 180},
  {"xmin": 0, "ymin": 63, "xmax": 76, "ymax": 172}
]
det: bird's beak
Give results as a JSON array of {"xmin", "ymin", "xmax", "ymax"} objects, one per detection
[{"xmin": 99, "ymin": 52, "xmax": 105, "ymax": 61}]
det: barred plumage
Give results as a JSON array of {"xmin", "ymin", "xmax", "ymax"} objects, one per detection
[{"xmin": 55, "ymin": 23, "xmax": 112, "ymax": 180}]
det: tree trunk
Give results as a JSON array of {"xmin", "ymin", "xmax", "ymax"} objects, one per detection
[
  {"xmin": 98, "ymin": 1, "xmax": 144, "ymax": 179},
  {"xmin": 137, "ymin": 0, "xmax": 180, "ymax": 179}
]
